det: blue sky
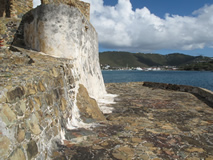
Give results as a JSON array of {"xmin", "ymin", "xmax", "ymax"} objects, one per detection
[
  {"xmin": 34, "ymin": 0, "xmax": 213, "ymax": 57},
  {"xmin": 104, "ymin": 0, "xmax": 213, "ymax": 18}
]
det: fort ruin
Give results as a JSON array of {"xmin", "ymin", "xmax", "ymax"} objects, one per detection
[{"xmin": 0, "ymin": 0, "xmax": 90, "ymax": 20}]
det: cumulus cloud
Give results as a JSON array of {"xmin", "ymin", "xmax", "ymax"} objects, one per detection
[{"xmin": 84, "ymin": 0, "xmax": 213, "ymax": 52}]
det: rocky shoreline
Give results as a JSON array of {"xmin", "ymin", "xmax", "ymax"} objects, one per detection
[{"xmin": 52, "ymin": 82, "xmax": 213, "ymax": 160}]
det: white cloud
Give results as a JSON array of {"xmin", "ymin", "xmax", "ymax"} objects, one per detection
[
  {"xmin": 84, "ymin": 0, "xmax": 213, "ymax": 52},
  {"xmin": 33, "ymin": 0, "xmax": 41, "ymax": 8}
]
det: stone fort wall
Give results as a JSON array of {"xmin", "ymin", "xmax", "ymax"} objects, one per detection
[
  {"xmin": 41, "ymin": 0, "xmax": 90, "ymax": 20},
  {"xmin": 0, "ymin": 0, "xmax": 90, "ymax": 49},
  {"xmin": 0, "ymin": 0, "xmax": 90, "ymax": 20},
  {"xmin": 0, "ymin": 0, "xmax": 33, "ymax": 18}
]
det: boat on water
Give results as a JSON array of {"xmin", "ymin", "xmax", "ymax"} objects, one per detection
[{"xmin": 135, "ymin": 67, "xmax": 143, "ymax": 71}]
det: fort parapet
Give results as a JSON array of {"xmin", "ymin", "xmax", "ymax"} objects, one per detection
[
  {"xmin": 0, "ymin": 0, "xmax": 90, "ymax": 49},
  {"xmin": 0, "ymin": 0, "xmax": 33, "ymax": 18},
  {"xmin": 41, "ymin": 0, "xmax": 90, "ymax": 20},
  {"xmin": 0, "ymin": 0, "xmax": 90, "ymax": 20}
]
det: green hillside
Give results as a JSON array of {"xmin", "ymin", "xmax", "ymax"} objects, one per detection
[
  {"xmin": 180, "ymin": 60, "xmax": 213, "ymax": 71},
  {"xmin": 99, "ymin": 51, "xmax": 212, "ymax": 68},
  {"xmin": 100, "ymin": 52, "xmax": 146, "ymax": 67}
]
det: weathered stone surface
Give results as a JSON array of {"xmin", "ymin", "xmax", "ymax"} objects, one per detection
[
  {"xmin": 37, "ymin": 81, "xmax": 46, "ymax": 92},
  {"xmin": 22, "ymin": 3, "xmax": 106, "ymax": 100},
  {"xmin": 16, "ymin": 128, "xmax": 25, "ymax": 143},
  {"xmin": 186, "ymin": 147, "xmax": 205, "ymax": 153},
  {"xmin": 26, "ymin": 114, "xmax": 41, "ymax": 135},
  {"xmin": 60, "ymin": 97, "xmax": 67, "ymax": 111},
  {"xmin": 112, "ymin": 146, "xmax": 134, "ymax": 160},
  {"xmin": 19, "ymin": 99, "xmax": 26, "ymax": 113},
  {"xmin": 0, "ymin": 18, "xmax": 21, "ymax": 48},
  {"xmin": 27, "ymin": 140, "xmax": 38, "ymax": 159},
  {"xmin": 0, "ymin": 43, "xmax": 106, "ymax": 159},
  {"xmin": 0, "ymin": 0, "xmax": 33, "ymax": 18},
  {"xmin": 77, "ymin": 84, "xmax": 106, "ymax": 122},
  {"xmin": 50, "ymin": 82, "xmax": 213, "ymax": 160},
  {"xmin": 7, "ymin": 87, "xmax": 25, "ymax": 102},
  {"xmin": 45, "ymin": 93, "xmax": 53, "ymax": 106},
  {"xmin": 1, "ymin": 2, "xmax": 105, "ymax": 160},
  {"xmin": 0, "ymin": 135, "xmax": 11, "ymax": 157},
  {"xmin": 0, "ymin": 104, "xmax": 16, "ymax": 124},
  {"xmin": 9, "ymin": 147, "xmax": 26, "ymax": 160}
]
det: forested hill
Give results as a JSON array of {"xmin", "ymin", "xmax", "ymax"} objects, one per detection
[{"xmin": 99, "ymin": 51, "xmax": 212, "ymax": 67}]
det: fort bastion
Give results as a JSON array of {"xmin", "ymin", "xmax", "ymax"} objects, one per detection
[{"xmin": 0, "ymin": 0, "xmax": 90, "ymax": 20}]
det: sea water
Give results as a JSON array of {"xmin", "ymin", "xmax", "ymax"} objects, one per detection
[{"xmin": 102, "ymin": 70, "xmax": 213, "ymax": 91}]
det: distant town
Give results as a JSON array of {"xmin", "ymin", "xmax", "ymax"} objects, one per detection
[
  {"xmin": 101, "ymin": 64, "xmax": 178, "ymax": 71},
  {"xmin": 100, "ymin": 52, "xmax": 213, "ymax": 71}
]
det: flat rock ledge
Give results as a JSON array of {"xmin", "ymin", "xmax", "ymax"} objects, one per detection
[{"xmin": 52, "ymin": 82, "xmax": 213, "ymax": 160}]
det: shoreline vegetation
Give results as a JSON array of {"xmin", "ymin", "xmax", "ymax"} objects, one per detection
[{"xmin": 100, "ymin": 51, "xmax": 213, "ymax": 71}]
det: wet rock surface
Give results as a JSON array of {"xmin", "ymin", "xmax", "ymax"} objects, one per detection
[{"xmin": 53, "ymin": 82, "xmax": 213, "ymax": 160}]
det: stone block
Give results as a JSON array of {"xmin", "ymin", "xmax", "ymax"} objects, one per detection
[
  {"xmin": 7, "ymin": 86, "xmax": 25, "ymax": 102},
  {"xmin": 27, "ymin": 84, "xmax": 37, "ymax": 95},
  {"xmin": 0, "ymin": 135, "xmax": 11, "ymax": 157},
  {"xmin": 19, "ymin": 99, "xmax": 26, "ymax": 113},
  {"xmin": 77, "ymin": 84, "xmax": 106, "ymax": 122},
  {"xmin": 51, "ymin": 67, "xmax": 59, "ymax": 77},
  {"xmin": 0, "ymin": 104, "xmax": 16, "ymax": 125},
  {"xmin": 34, "ymin": 97, "xmax": 42, "ymax": 109},
  {"xmin": 60, "ymin": 97, "xmax": 67, "ymax": 111},
  {"xmin": 26, "ymin": 114, "xmax": 41, "ymax": 135},
  {"xmin": 9, "ymin": 147, "xmax": 26, "ymax": 160},
  {"xmin": 27, "ymin": 140, "xmax": 38, "ymax": 159},
  {"xmin": 16, "ymin": 128, "xmax": 25, "ymax": 143},
  {"xmin": 38, "ymin": 81, "xmax": 46, "ymax": 92},
  {"xmin": 45, "ymin": 94, "xmax": 53, "ymax": 106}
]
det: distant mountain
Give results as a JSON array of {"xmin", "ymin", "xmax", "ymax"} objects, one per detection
[{"xmin": 99, "ymin": 51, "xmax": 212, "ymax": 68}]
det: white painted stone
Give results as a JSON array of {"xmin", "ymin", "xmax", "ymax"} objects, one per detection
[
  {"xmin": 24, "ymin": 3, "xmax": 106, "ymax": 101},
  {"xmin": 98, "ymin": 94, "xmax": 117, "ymax": 114}
]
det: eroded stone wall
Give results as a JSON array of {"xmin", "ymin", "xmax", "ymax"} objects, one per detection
[
  {"xmin": 0, "ymin": 18, "xmax": 22, "ymax": 48},
  {"xmin": 41, "ymin": 0, "xmax": 90, "ymax": 20},
  {"xmin": 0, "ymin": 0, "xmax": 33, "ymax": 18},
  {"xmin": 143, "ymin": 82, "xmax": 213, "ymax": 104},
  {"xmin": 0, "ymin": 2, "xmax": 107, "ymax": 159},
  {"xmin": 0, "ymin": 47, "xmax": 105, "ymax": 159},
  {"xmin": 0, "ymin": 48, "xmax": 73, "ymax": 159},
  {"xmin": 0, "ymin": 0, "xmax": 33, "ymax": 48},
  {"xmin": 23, "ymin": 4, "xmax": 106, "ymax": 100}
]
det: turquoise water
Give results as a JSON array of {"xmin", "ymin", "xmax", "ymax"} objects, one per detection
[{"xmin": 102, "ymin": 70, "xmax": 213, "ymax": 91}]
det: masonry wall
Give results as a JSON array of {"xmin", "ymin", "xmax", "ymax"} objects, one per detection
[
  {"xmin": 0, "ymin": 46, "xmax": 105, "ymax": 159},
  {"xmin": 143, "ymin": 82, "xmax": 213, "ymax": 104},
  {"xmin": 0, "ymin": 48, "xmax": 75, "ymax": 159},
  {"xmin": 0, "ymin": 0, "xmax": 33, "ymax": 18},
  {"xmin": 41, "ymin": 0, "xmax": 90, "ymax": 20},
  {"xmin": 23, "ymin": 4, "xmax": 106, "ymax": 100},
  {"xmin": 0, "ymin": 2, "xmax": 107, "ymax": 159},
  {"xmin": 0, "ymin": 18, "xmax": 22, "ymax": 48}
]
